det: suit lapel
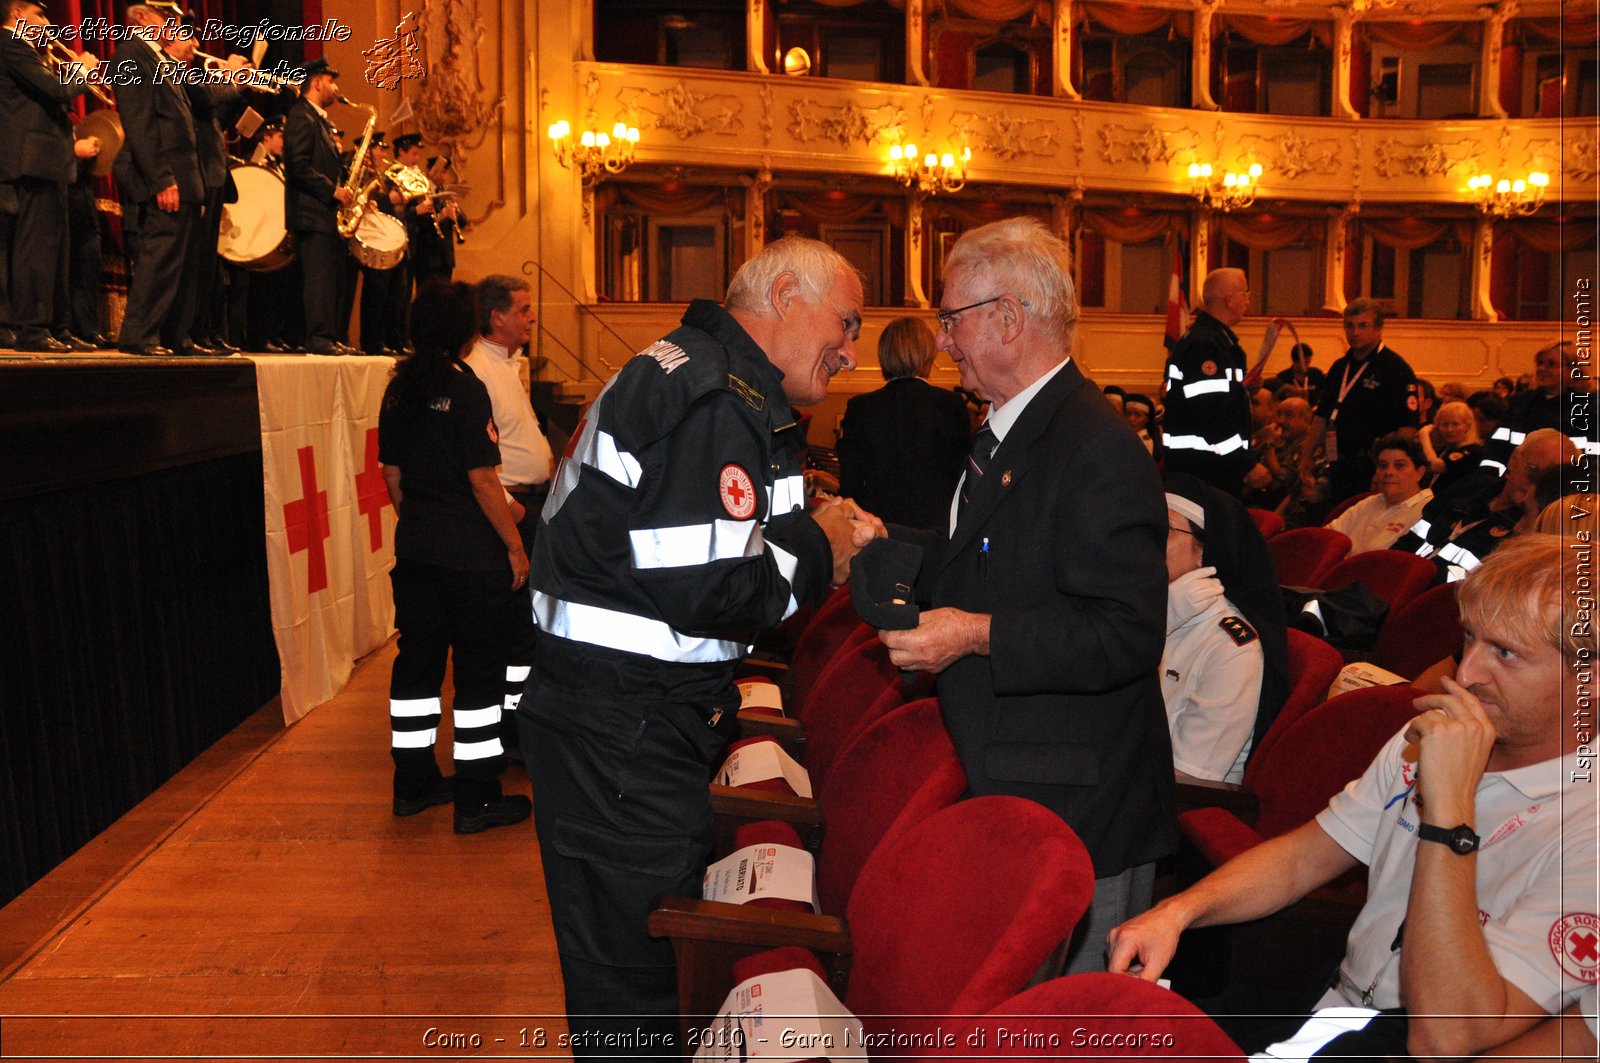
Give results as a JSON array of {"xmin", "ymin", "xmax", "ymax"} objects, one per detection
[{"xmin": 942, "ymin": 360, "xmax": 1085, "ymax": 567}]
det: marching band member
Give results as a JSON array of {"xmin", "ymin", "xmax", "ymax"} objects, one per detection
[
  {"xmin": 0, "ymin": 0, "xmax": 99, "ymax": 352},
  {"xmin": 284, "ymin": 56, "xmax": 357, "ymax": 356}
]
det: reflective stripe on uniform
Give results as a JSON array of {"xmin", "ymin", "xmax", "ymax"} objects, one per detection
[
  {"xmin": 453, "ymin": 705, "xmax": 501, "ymax": 730},
  {"xmin": 1167, "ymin": 364, "xmax": 1184, "ymax": 380},
  {"xmin": 1182, "ymin": 378, "xmax": 1232, "ymax": 398},
  {"xmin": 767, "ymin": 473, "xmax": 807, "ymax": 517},
  {"xmin": 532, "ymin": 591, "xmax": 745, "ymax": 664},
  {"xmin": 391, "ymin": 728, "xmax": 436, "ymax": 749},
  {"xmin": 630, "ymin": 519, "xmax": 764, "ymax": 570},
  {"xmin": 454, "ymin": 737, "xmax": 503, "ymax": 761},
  {"xmin": 390, "ymin": 697, "xmax": 441, "ymax": 718}
]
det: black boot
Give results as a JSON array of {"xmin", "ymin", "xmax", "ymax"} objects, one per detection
[{"xmin": 453, "ymin": 777, "xmax": 531, "ymax": 835}]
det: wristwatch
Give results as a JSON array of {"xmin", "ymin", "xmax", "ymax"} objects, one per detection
[{"xmin": 1417, "ymin": 822, "xmax": 1480, "ymax": 855}]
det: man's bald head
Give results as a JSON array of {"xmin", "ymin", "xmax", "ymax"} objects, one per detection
[{"xmin": 1201, "ymin": 268, "xmax": 1249, "ymax": 327}]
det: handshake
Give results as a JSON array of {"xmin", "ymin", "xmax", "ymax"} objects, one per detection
[{"xmin": 809, "ymin": 495, "xmax": 887, "ymax": 587}]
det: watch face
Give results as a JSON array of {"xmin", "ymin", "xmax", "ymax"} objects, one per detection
[{"xmin": 1449, "ymin": 827, "xmax": 1479, "ymax": 854}]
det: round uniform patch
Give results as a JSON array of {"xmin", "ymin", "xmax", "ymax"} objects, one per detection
[
  {"xmin": 1407, "ymin": 395, "xmax": 1419, "ymax": 411},
  {"xmin": 1549, "ymin": 913, "xmax": 1600, "ymax": 982},
  {"xmin": 719, "ymin": 463, "xmax": 758, "ymax": 519},
  {"xmin": 1201, "ymin": 359, "xmax": 1218, "ymax": 377}
]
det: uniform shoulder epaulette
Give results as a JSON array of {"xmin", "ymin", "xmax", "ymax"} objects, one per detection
[{"xmin": 1218, "ymin": 615, "xmax": 1258, "ymax": 646}]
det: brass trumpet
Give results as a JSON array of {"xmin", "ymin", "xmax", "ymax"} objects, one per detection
[
  {"xmin": 194, "ymin": 49, "xmax": 303, "ymax": 95},
  {"xmin": 35, "ymin": 34, "xmax": 114, "ymax": 107}
]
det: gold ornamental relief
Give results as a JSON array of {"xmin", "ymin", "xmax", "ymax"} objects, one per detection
[
  {"xmin": 620, "ymin": 81, "xmax": 746, "ymax": 141},
  {"xmin": 412, "ymin": 0, "xmax": 503, "ymax": 158},
  {"xmin": 788, "ymin": 99, "xmax": 908, "ymax": 147},
  {"xmin": 1374, "ymin": 136, "xmax": 1484, "ymax": 179},
  {"xmin": 1239, "ymin": 130, "xmax": 1341, "ymax": 180},
  {"xmin": 1569, "ymin": 135, "xmax": 1600, "ymax": 183},
  {"xmin": 1096, "ymin": 123, "xmax": 1199, "ymax": 169},
  {"xmin": 951, "ymin": 111, "xmax": 1062, "ymax": 163}
]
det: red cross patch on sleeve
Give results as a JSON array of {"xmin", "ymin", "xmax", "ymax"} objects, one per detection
[{"xmin": 720, "ymin": 463, "xmax": 758, "ymax": 519}]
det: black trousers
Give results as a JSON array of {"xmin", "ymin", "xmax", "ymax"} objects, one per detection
[
  {"xmin": 8, "ymin": 179, "xmax": 69, "ymax": 343},
  {"xmin": 294, "ymin": 227, "xmax": 343, "ymax": 348},
  {"xmin": 500, "ymin": 487, "xmax": 546, "ymax": 742},
  {"xmin": 519, "ymin": 670, "xmax": 727, "ymax": 1060},
  {"xmin": 190, "ymin": 185, "xmax": 227, "ymax": 343},
  {"xmin": 388, "ymin": 559, "xmax": 513, "ymax": 794},
  {"xmin": 118, "ymin": 198, "xmax": 198, "ymax": 349},
  {"xmin": 66, "ymin": 180, "xmax": 104, "ymax": 339},
  {"xmin": 358, "ymin": 260, "xmax": 408, "ymax": 353}
]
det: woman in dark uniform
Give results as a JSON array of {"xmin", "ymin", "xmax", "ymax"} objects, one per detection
[{"xmin": 378, "ymin": 280, "xmax": 532, "ymax": 834}]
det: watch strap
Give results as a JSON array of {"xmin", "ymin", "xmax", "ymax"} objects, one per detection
[{"xmin": 1417, "ymin": 822, "xmax": 1480, "ymax": 855}]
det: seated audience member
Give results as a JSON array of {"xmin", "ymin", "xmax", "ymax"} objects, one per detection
[
  {"xmin": 835, "ymin": 315, "xmax": 971, "ymax": 529},
  {"xmin": 1480, "ymin": 341, "xmax": 1596, "ymax": 477},
  {"xmin": 1123, "ymin": 393, "xmax": 1161, "ymax": 457},
  {"xmin": 1325, "ymin": 433, "xmax": 1433, "ymax": 554},
  {"xmin": 1534, "ymin": 492, "xmax": 1596, "ymax": 537},
  {"xmin": 1160, "ymin": 476, "xmax": 1289, "ymax": 784},
  {"xmin": 1241, "ymin": 387, "xmax": 1281, "ymax": 502},
  {"xmin": 1103, "ymin": 384, "xmax": 1126, "ymax": 413},
  {"xmin": 1109, "ymin": 535, "xmax": 1597, "ymax": 1060},
  {"xmin": 1467, "ymin": 390, "xmax": 1509, "ymax": 454},
  {"xmin": 1437, "ymin": 381, "xmax": 1469, "ymax": 404},
  {"xmin": 1271, "ymin": 342, "xmax": 1323, "ymax": 394},
  {"xmin": 1418, "ymin": 400, "xmax": 1482, "ymax": 495},
  {"xmin": 1493, "ymin": 375, "xmax": 1516, "ymax": 398},
  {"xmin": 1394, "ymin": 428, "xmax": 1577, "ymax": 582},
  {"xmin": 1414, "ymin": 377, "xmax": 1437, "ymax": 426},
  {"xmin": 1265, "ymin": 397, "xmax": 1320, "ymax": 524}
]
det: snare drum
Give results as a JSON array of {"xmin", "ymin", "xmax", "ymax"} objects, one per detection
[
  {"xmin": 349, "ymin": 212, "xmax": 408, "ymax": 271},
  {"xmin": 218, "ymin": 164, "xmax": 295, "ymax": 272}
]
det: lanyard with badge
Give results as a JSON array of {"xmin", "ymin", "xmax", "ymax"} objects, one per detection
[
  {"xmin": 1352, "ymin": 793, "xmax": 1548, "ymax": 1007},
  {"xmin": 1325, "ymin": 356, "xmax": 1372, "ymax": 464}
]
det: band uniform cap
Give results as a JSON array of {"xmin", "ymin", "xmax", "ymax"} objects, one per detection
[
  {"xmin": 392, "ymin": 133, "xmax": 423, "ymax": 152},
  {"xmin": 848, "ymin": 537, "xmax": 924, "ymax": 631},
  {"xmin": 300, "ymin": 56, "xmax": 340, "ymax": 80}
]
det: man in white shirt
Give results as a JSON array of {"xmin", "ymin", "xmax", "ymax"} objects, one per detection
[
  {"xmin": 465, "ymin": 274, "xmax": 554, "ymax": 755},
  {"xmin": 1109, "ymin": 534, "xmax": 1597, "ymax": 1059}
]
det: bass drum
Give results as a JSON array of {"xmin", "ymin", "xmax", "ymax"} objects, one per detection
[
  {"xmin": 349, "ymin": 212, "xmax": 407, "ymax": 271},
  {"xmin": 218, "ymin": 165, "xmax": 295, "ymax": 272}
]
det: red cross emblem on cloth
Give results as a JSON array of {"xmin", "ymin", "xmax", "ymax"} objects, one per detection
[
  {"xmin": 284, "ymin": 445, "xmax": 331, "ymax": 594},
  {"xmin": 1549, "ymin": 913, "xmax": 1600, "ymax": 982},
  {"xmin": 354, "ymin": 428, "xmax": 389, "ymax": 553},
  {"xmin": 720, "ymin": 464, "xmax": 757, "ymax": 519}
]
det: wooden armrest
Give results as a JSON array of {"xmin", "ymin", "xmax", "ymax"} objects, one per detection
[
  {"xmin": 736, "ymin": 657, "xmax": 790, "ymax": 682},
  {"xmin": 648, "ymin": 896, "xmax": 852, "ymax": 1050},
  {"xmin": 1174, "ymin": 776, "xmax": 1260, "ymax": 821},
  {"xmin": 735, "ymin": 710, "xmax": 806, "ymax": 760},
  {"xmin": 709, "ymin": 784, "xmax": 824, "ymax": 854}
]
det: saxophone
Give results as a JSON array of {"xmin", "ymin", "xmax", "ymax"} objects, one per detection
[{"xmin": 335, "ymin": 100, "xmax": 379, "ymax": 238}]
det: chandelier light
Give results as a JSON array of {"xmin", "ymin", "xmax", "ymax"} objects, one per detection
[
  {"xmin": 1188, "ymin": 162, "xmax": 1263, "ymax": 212},
  {"xmin": 889, "ymin": 143, "xmax": 972, "ymax": 196},
  {"xmin": 547, "ymin": 119, "xmax": 640, "ymax": 183},
  {"xmin": 1468, "ymin": 172, "xmax": 1549, "ymax": 218}
]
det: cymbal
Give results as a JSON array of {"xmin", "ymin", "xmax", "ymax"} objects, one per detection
[{"xmin": 79, "ymin": 109, "xmax": 125, "ymax": 177}]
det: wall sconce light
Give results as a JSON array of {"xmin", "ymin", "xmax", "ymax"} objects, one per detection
[
  {"xmin": 889, "ymin": 143, "xmax": 972, "ymax": 196},
  {"xmin": 1468, "ymin": 171, "xmax": 1549, "ymax": 218},
  {"xmin": 781, "ymin": 47, "xmax": 811, "ymax": 76},
  {"xmin": 1187, "ymin": 162, "xmax": 1263, "ymax": 212},
  {"xmin": 547, "ymin": 119, "xmax": 640, "ymax": 183}
]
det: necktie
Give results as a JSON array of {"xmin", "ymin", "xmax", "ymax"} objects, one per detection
[{"xmin": 958, "ymin": 423, "xmax": 998, "ymax": 520}]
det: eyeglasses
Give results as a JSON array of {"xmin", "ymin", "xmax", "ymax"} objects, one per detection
[
  {"xmin": 937, "ymin": 294, "xmax": 1016, "ymax": 333},
  {"xmin": 1168, "ymin": 525, "xmax": 1200, "ymax": 537}
]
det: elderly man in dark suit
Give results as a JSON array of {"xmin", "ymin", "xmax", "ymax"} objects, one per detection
[
  {"xmin": 284, "ymin": 56, "xmax": 356, "ymax": 355},
  {"xmin": 881, "ymin": 216, "xmax": 1175, "ymax": 974},
  {"xmin": 0, "ymin": 0, "xmax": 99, "ymax": 352},
  {"xmin": 113, "ymin": 4, "xmax": 205, "ymax": 356}
]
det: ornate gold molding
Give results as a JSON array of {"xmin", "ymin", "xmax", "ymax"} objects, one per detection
[
  {"xmin": 411, "ymin": 0, "xmax": 504, "ymax": 167},
  {"xmin": 1374, "ymin": 135, "xmax": 1485, "ymax": 178},
  {"xmin": 1096, "ymin": 123, "xmax": 1199, "ymax": 169},
  {"xmin": 952, "ymin": 111, "xmax": 1061, "ymax": 162},
  {"xmin": 787, "ymin": 99, "xmax": 906, "ymax": 147},
  {"xmin": 620, "ymin": 81, "xmax": 747, "ymax": 140},
  {"xmin": 1239, "ymin": 130, "xmax": 1343, "ymax": 179}
]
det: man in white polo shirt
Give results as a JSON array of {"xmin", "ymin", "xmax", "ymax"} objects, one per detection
[
  {"xmin": 1109, "ymin": 534, "xmax": 1597, "ymax": 1059},
  {"xmin": 465, "ymin": 274, "xmax": 554, "ymax": 757}
]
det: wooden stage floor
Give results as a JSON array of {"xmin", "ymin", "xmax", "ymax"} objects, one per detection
[{"xmin": 0, "ymin": 640, "xmax": 572, "ymax": 1061}]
